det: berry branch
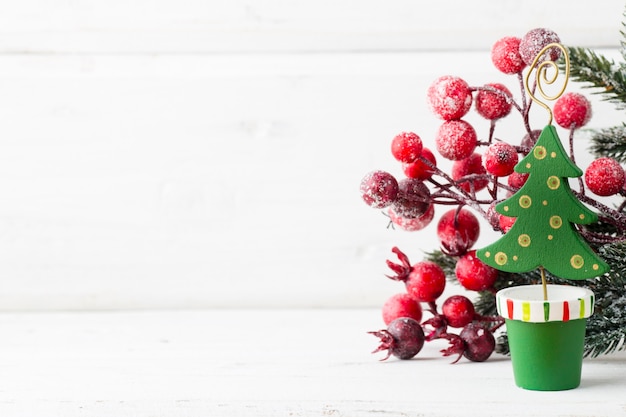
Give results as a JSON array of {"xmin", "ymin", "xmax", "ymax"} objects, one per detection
[{"xmin": 362, "ymin": 27, "xmax": 626, "ymax": 362}]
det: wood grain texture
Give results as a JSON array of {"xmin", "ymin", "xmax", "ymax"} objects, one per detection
[
  {"xmin": 0, "ymin": 309, "xmax": 624, "ymax": 416},
  {"xmin": 0, "ymin": 0, "xmax": 622, "ymax": 53}
]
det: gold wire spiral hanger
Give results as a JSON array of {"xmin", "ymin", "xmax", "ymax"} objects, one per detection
[{"xmin": 524, "ymin": 42, "xmax": 570, "ymax": 125}]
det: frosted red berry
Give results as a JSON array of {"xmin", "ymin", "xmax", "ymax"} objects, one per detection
[
  {"xmin": 360, "ymin": 170, "xmax": 399, "ymax": 208},
  {"xmin": 521, "ymin": 129, "xmax": 541, "ymax": 149},
  {"xmin": 427, "ymin": 76, "xmax": 473, "ymax": 121},
  {"xmin": 584, "ymin": 157, "xmax": 626, "ymax": 196},
  {"xmin": 498, "ymin": 214, "xmax": 516, "ymax": 233},
  {"xmin": 435, "ymin": 120, "xmax": 477, "ymax": 161},
  {"xmin": 403, "ymin": 147, "xmax": 437, "ymax": 180},
  {"xmin": 507, "ymin": 171, "xmax": 529, "ymax": 189},
  {"xmin": 406, "ymin": 261, "xmax": 446, "ymax": 302},
  {"xmin": 483, "ymin": 142, "xmax": 518, "ymax": 177},
  {"xmin": 475, "ymin": 83, "xmax": 513, "ymax": 120},
  {"xmin": 519, "ymin": 28, "xmax": 561, "ymax": 65},
  {"xmin": 455, "ymin": 250, "xmax": 498, "ymax": 291},
  {"xmin": 487, "ymin": 202, "xmax": 515, "ymax": 232},
  {"xmin": 392, "ymin": 178, "xmax": 431, "ymax": 219},
  {"xmin": 391, "ymin": 131, "xmax": 423, "ymax": 163},
  {"xmin": 369, "ymin": 317, "xmax": 425, "ymax": 360},
  {"xmin": 382, "ymin": 293, "xmax": 423, "ymax": 325},
  {"xmin": 437, "ymin": 208, "xmax": 480, "ymax": 256},
  {"xmin": 491, "ymin": 36, "xmax": 525, "ymax": 74},
  {"xmin": 554, "ymin": 92, "xmax": 592, "ymax": 129},
  {"xmin": 386, "ymin": 247, "xmax": 446, "ymax": 303},
  {"xmin": 388, "ymin": 203, "xmax": 435, "ymax": 232},
  {"xmin": 451, "ymin": 153, "xmax": 488, "ymax": 193},
  {"xmin": 460, "ymin": 323, "xmax": 495, "ymax": 362},
  {"xmin": 442, "ymin": 295, "xmax": 476, "ymax": 328}
]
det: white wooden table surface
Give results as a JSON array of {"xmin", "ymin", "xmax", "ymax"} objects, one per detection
[{"xmin": 1, "ymin": 308, "xmax": 624, "ymax": 417}]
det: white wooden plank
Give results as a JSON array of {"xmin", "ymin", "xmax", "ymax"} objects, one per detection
[
  {"xmin": 0, "ymin": 309, "xmax": 624, "ymax": 416},
  {"xmin": 0, "ymin": 0, "xmax": 622, "ymax": 53},
  {"xmin": 0, "ymin": 49, "xmax": 622, "ymax": 309}
]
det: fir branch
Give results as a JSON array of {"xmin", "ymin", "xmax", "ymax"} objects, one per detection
[
  {"xmin": 565, "ymin": 46, "xmax": 626, "ymax": 108},
  {"xmin": 588, "ymin": 123, "xmax": 626, "ymax": 163},
  {"xmin": 583, "ymin": 241, "xmax": 626, "ymax": 357}
]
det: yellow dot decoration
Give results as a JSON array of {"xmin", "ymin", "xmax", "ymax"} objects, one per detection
[
  {"xmin": 551, "ymin": 152, "xmax": 556, "ymax": 158},
  {"xmin": 503, "ymin": 206, "xmax": 509, "ymax": 212},
  {"xmin": 593, "ymin": 264, "xmax": 599, "ymax": 270},
  {"xmin": 579, "ymin": 214, "xmax": 585, "ymax": 220},
  {"xmin": 518, "ymin": 234, "xmax": 531, "ymax": 247},
  {"xmin": 495, "ymin": 252, "xmax": 508, "ymax": 266},
  {"xmin": 519, "ymin": 195, "xmax": 532, "ymax": 208},
  {"xmin": 513, "ymin": 255, "xmax": 518, "ymax": 261},
  {"xmin": 547, "ymin": 176, "xmax": 560, "ymax": 190},
  {"xmin": 484, "ymin": 251, "xmax": 491, "ymax": 258},
  {"xmin": 526, "ymin": 163, "xmax": 532, "ymax": 169},
  {"xmin": 571, "ymin": 255, "xmax": 584, "ymax": 269},
  {"xmin": 534, "ymin": 146, "xmax": 547, "ymax": 160},
  {"xmin": 543, "ymin": 200, "xmax": 548, "ymax": 206},
  {"xmin": 550, "ymin": 215, "xmax": 563, "ymax": 229},
  {"xmin": 548, "ymin": 235, "xmax": 553, "ymax": 240}
]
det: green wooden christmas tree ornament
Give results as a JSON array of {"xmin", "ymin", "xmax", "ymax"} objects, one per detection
[
  {"xmin": 476, "ymin": 43, "xmax": 609, "ymax": 391},
  {"xmin": 476, "ymin": 123, "xmax": 610, "ymax": 279}
]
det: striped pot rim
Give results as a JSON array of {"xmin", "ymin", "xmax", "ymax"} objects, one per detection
[{"xmin": 496, "ymin": 284, "xmax": 594, "ymax": 323}]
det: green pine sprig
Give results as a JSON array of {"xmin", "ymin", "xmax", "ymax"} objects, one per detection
[
  {"xmin": 583, "ymin": 242, "xmax": 626, "ymax": 357},
  {"xmin": 565, "ymin": 45, "xmax": 626, "ymax": 108},
  {"xmin": 588, "ymin": 123, "xmax": 626, "ymax": 162},
  {"xmin": 564, "ymin": 8, "xmax": 626, "ymax": 108}
]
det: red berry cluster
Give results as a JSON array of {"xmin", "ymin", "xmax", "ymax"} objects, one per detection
[
  {"xmin": 362, "ymin": 27, "xmax": 626, "ymax": 363},
  {"xmin": 369, "ymin": 247, "xmax": 504, "ymax": 363}
]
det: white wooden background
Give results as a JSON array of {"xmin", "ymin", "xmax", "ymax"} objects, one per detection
[{"xmin": 0, "ymin": 0, "xmax": 625, "ymax": 310}]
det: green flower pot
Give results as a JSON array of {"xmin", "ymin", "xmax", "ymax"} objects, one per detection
[{"xmin": 496, "ymin": 284, "xmax": 594, "ymax": 391}]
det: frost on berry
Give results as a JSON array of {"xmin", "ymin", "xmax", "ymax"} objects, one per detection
[
  {"xmin": 584, "ymin": 157, "xmax": 626, "ymax": 197},
  {"xmin": 391, "ymin": 178, "xmax": 431, "ymax": 219},
  {"xmin": 403, "ymin": 147, "xmax": 437, "ymax": 180},
  {"xmin": 498, "ymin": 214, "xmax": 516, "ymax": 233},
  {"xmin": 435, "ymin": 120, "xmax": 477, "ymax": 161},
  {"xmin": 388, "ymin": 203, "xmax": 434, "ymax": 232},
  {"xmin": 491, "ymin": 36, "xmax": 525, "ymax": 74},
  {"xmin": 554, "ymin": 92, "xmax": 592, "ymax": 129},
  {"xmin": 360, "ymin": 170, "xmax": 399, "ymax": 208},
  {"xmin": 382, "ymin": 293, "xmax": 423, "ymax": 325},
  {"xmin": 369, "ymin": 317, "xmax": 425, "ymax": 360},
  {"xmin": 427, "ymin": 76, "xmax": 473, "ymax": 121},
  {"xmin": 451, "ymin": 153, "xmax": 488, "ymax": 193},
  {"xmin": 483, "ymin": 142, "xmax": 518, "ymax": 177},
  {"xmin": 455, "ymin": 250, "xmax": 498, "ymax": 291},
  {"xmin": 475, "ymin": 83, "xmax": 513, "ymax": 120},
  {"xmin": 391, "ymin": 131, "xmax": 423, "ymax": 163},
  {"xmin": 442, "ymin": 295, "xmax": 476, "ymax": 328},
  {"xmin": 436, "ymin": 208, "xmax": 480, "ymax": 256},
  {"xmin": 519, "ymin": 28, "xmax": 561, "ymax": 65},
  {"xmin": 507, "ymin": 171, "xmax": 529, "ymax": 189}
]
